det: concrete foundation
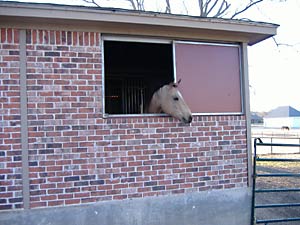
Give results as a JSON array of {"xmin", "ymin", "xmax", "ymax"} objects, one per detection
[{"xmin": 0, "ymin": 188, "xmax": 251, "ymax": 225}]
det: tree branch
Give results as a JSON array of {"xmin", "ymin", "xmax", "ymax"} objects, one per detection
[
  {"xmin": 203, "ymin": 0, "xmax": 212, "ymax": 14},
  {"xmin": 182, "ymin": 0, "xmax": 189, "ymax": 15},
  {"xmin": 165, "ymin": 0, "xmax": 171, "ymax": 13},
  {"xmin": 272, "ymin": 37, "xmax": 300, "ymax": 49},
  {"xmin": 126, "ymin": 0, "xmax": 136, "ymax": 10},
  {"xmin": 231, "ymin": 0, "xmax": 264, "ymax": 19},
  {"xmin": 82, "ymin": 0, "xmax": 101, "ymax": 7},
  {"xmin": 213, "ymin": 0, "xmax": 230, "ymax": 17},
  {"xmin": 136, "ymin": 0, "xmax": 145, "ymax": 10},
  {"xmin": 198, "ymin": 0, "xmax": 204, "ymax": 16},
  {"xmin": 206, "ymin": 0, "xmax": 219, "ymax": 16}
]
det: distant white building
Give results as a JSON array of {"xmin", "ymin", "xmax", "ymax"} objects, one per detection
[
  {"xmin": 251, "ymin": 112, "xmax": 265, "ymax": 124},
  {"xmin": 264, "ymin": 106, "xmax": 300, "ymax": 128}
]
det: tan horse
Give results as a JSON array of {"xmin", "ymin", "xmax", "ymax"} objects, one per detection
[{"xmin": 148, "ymin": 79, "xmax": 192, "ymax": 124}]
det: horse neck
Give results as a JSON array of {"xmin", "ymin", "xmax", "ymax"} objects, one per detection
[{"xmin": 148, "ymin": 88, "xmax": 163, "ymax": 113}]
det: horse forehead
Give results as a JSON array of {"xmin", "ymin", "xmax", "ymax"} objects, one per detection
[
  {"xmin": 161, "ymin": 85, "xmax": 183, "ymax": 99},
  {"xmin": 174, "ymin": 89, "xmax": 183, "ymax": 99}
]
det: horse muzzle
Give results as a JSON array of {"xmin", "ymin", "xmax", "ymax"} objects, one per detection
[{"xmin": 182, "ymin": 115, "xmax": 193, "ymax": 124}]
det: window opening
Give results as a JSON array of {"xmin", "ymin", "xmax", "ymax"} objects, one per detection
[{"xmin": 104, "ymin": 40, "xmax": 174, "ymax": 115}]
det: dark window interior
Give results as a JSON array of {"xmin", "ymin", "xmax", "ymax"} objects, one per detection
[{"xmin": 104, "ymin": 41, "xmax": 173, "ymax": 114}]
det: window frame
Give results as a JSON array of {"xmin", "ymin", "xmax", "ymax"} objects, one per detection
[
  {"xmin": 101, "ymin": 35, "xmax": 244, "ymax": 118},
  {"xmin": 101, "ymin": 35, "xmax": 173, "ymax": 118}
]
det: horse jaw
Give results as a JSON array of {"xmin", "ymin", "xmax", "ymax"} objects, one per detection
[{"xmin": 162, "ymin": 105, "xmax": 192, "ymax": 124}]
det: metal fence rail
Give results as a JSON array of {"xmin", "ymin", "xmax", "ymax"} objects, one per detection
[
  {"xmin": 256, "ymin": 218, "xmax": 300, "ymax": 224},
  {"xmin": 251, "ymin": 135, "xmax": 300, "ymax": 154},
  {"xmin": 252, "ymin": 138, "xmax": 300, "ymax": 225}
]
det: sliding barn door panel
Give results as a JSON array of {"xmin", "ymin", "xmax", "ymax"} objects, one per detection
[{"xmin": 174, "ymin": 42, "xmax": 242, "ymax": 114}]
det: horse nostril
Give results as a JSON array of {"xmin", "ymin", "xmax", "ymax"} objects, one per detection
[{"xmin": 182, "ymin": 115, "xmax": 192, "ymax": 124}]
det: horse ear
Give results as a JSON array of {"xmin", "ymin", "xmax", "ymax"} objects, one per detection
[
  {"xmin": 169, "ymin": 78, "xmax": 181, "ymax": 88},
  {"xmin": 171, "ymin": 78, "xmax": 181, "ymax": 88},
  {"xmin": 171, "ymin": 83, "xmax": 178, "ymax": 88},
  {"xmin": 168, "ymin": 81, "xmax": 177, "ymax": 88}
]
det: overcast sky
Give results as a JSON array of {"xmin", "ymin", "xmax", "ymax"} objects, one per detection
[
  {"xmin": 242, "ymin": 0, "xmax": 300, "ymax": 112},
  {"xmin": 3, "ymin": 0, "xmax": 300, "ymax": 112}
]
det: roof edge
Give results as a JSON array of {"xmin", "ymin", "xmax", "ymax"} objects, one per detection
[{"xmin": 0, "ymin": 1, "xmax": 279, "ymax": 45}]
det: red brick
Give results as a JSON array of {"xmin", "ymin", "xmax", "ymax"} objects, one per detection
[
  {"xmin": 0, "ymin": 28, "xmax": 248, "ymax": 211},
  {"xmin": 90, "ymin": 32, "xmax": 95, "ymax": 46},
  {"xmin": 65, "ymin": 199, "xmax": 81, "ymax": 205},
  {"xmin": 30, "ymin": 202, "xmax": 47, "ymax": 208},
  {"xmin": 1, "ymin": 28, "xmax": 6, "ymax": 42},
  {"xmin": 48, "ymin": 200, "xmax": 64, "ymax": 207}
]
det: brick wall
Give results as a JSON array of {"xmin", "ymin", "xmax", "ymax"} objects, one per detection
[
  {"xmin": 25, "ymin": 29, "xmax": 102, "ymax": 208},
  {"xmin": 0, "ymin": 28, "xmax": 23, "ymax": 210},
  {"xmin": 0, "ymin": 28, "xmax": 248, "ymax": 210},
  {"xmin": 28, "ymin": 115, "xmax": 248, "ymax": 208}
]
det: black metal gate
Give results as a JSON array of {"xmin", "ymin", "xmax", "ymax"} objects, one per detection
[{"xmin": 252, "ymin": 138, "xmax": 300, "ymax": 224}]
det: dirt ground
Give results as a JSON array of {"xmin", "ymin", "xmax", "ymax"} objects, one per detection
[{"xmin": 254, "ymin": 154, "xmax": 300, "ymax": 225}]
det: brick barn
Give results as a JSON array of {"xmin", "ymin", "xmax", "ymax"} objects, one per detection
[{"xmin": 0, "ymin": 2, "xmax": 278, "ymax": 225}]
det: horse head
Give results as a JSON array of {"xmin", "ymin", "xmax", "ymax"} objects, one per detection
[{"xmin": 148, "ymin": 79, "xmax": 193, "ymax": 124}]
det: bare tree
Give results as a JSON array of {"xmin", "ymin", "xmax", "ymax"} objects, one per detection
[
  {"xmin": 198, "ymin": 0, "xmax": 231, "ymax": 17},
  {"xmin": 231, "ymin": 0, "xmax": 264, "ymax": 19},
  {"xmin": 82, "ymin": 0, "xmax": 265, "ymax": 19},
  {"xmin": 165, "ymin": 0, "xmax": 171, "ymax": 13},
  {"xmin": 83, "ymin": 0, "xmax": 145, "ymax": 10},
  {"xmin": 129, "ymin": 0, "xmax": 145, "ymax": 11},
  {"xmin": 196, "ymin": 0, "xmax": 264, "ymax": 18},
  {"xmin": 82, "ymin": 0, "xmax": 101, "ymax": 7}
]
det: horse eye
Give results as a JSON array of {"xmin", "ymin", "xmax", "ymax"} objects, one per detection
[{"xmin": 173, "ymin": 97, "xmax": 179, "ymax": 101}]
